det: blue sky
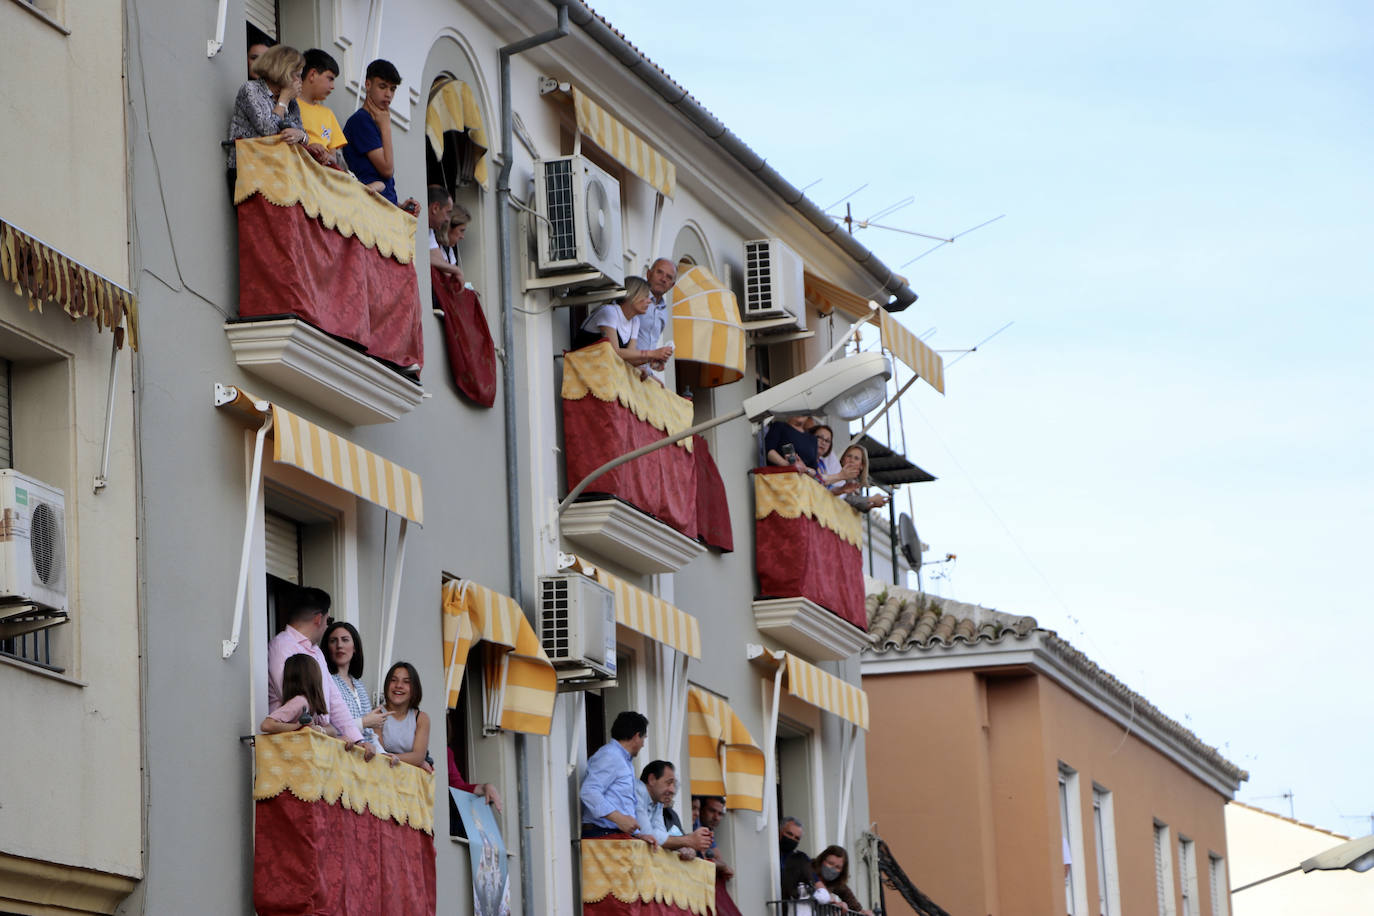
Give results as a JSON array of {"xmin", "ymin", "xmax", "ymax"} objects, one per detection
[{"xmin": 588, "ymin": 1, "xmax": 1374, "ymax": 834}]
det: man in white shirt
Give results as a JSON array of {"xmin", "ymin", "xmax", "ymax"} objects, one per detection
[{"xmin": 427, "ymin": 185, "xmax": 463, "ymax": 281}]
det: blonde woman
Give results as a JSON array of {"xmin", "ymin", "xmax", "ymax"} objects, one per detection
[
  {"xmin": 226, "ymin": 44, "xmax": 308, "ymax": 194},
  {"xmin": 574, "ymin": 276, "xmax": 674, "ymax": 369},
  {"xmin": 835, "ymin": 444, "xmax": 889, "ymax": 512}
]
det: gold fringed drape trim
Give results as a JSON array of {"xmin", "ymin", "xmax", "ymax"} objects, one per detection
[
  {"xmin": 580, "ymin": 839, "xmax": 717, "ymax": 914},
  {"xmin": 0, "ymin": 219, "xmax": 139, "ymax": 350},
  {"xmin": 754, "ymin": 471, "xmax": 863, "ymax": 547},
  {"xmin": 562, "ymin": 340, "xmax": 694, "ymax": 452},
  {"xmin": 253, "ymin": 728, "xmax": 435, "ymax": 834},
  {"xmin": 233, "ymin": 136, "xmax": 417, "ymax": 264}
]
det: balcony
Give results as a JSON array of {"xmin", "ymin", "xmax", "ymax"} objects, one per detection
[
  {"xmin": 229, "ymin": 137, "xmax": 425, "ymax": 425},
  {"xmin": 560, "ymin": 341, "xmax": 733, "ymax": 574},
  {"xmin": 752, "ymin": 467, "xmax": 871, "ymax": 659},
  {"xmin": 580, "ymin": 837, "xmax": 717, "ymax": 916},
  {"xmin": 252, "ymin": 729, "xmax": 436, "ymax": 915}
]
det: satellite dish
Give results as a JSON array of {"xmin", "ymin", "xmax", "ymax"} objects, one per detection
[
  {"xmin": 898, "ymin": 513, "xmax": 922, "ymax": 573},
  {"xmin": 585, "ymin": 177, "xmax": 611, "ymax": 259}
]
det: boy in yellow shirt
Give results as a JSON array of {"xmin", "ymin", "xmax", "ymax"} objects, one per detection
[{"xmin": 298, "ymin": 49, "xmax": 347, "ymax": 168}]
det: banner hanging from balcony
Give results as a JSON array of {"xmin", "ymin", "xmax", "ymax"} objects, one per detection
[
  {"xmin": 215, "ymin": 385, "xmax": 424, "ymax": 524},
  {"xmin": 565, "ymin": 556, "xmax": 702, "ymax": 659},
  {"xmin": 686, "ymin": 686, "xmax": 766, "ymax": 812},
  {"xmin": 750, "ymin": 648, "xmax": 869, "ymax": 730},
  {"xmin": 441, "ymin": 579, "xmax": 557, "ymax": 736},
  {"xmin": 671, "ymin": 265, "xmax": 745, "ymax": 388},
  {"xmin": 0, "ymin": 217, "xmax": 139, "ymax": 350},
  {"xmin": 425, "ymin": 79, "xmax": 490, "ymax": 189},
  {"xmin": 581, "ymin": 839, "xmax": 716, "ymax": 915},
  {"xmin": 571, "ymin": 87, "xmax": 676, "ymax": 198},
  {"xmin": 234, "ymin": 137, "xmax": 423, "ymax": 370},
  {"xmin": 252, "ymin": 729, "xmax": 437, "ymax": 915},
  {"xmin": 878, "ymin": 309, "xmax": 945, "ymax": 394}
]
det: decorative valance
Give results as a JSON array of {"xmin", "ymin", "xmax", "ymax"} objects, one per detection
[
  {"xmin": 753, "ymin": 467, "xmax": 861, "ymax": 547},
  {"xmin": 562, "ymin": 340, "xmax": 694, "ymax": 452},
  {"xmin": 581, "ymin": 839, "xmax": 716, "ymax": 915}
]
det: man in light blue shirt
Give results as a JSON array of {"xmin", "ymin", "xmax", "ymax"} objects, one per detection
[
  {"xmin": 637, "ymin": 760, "xmax": 713, "ymax": 858},
  {"xmin": 580, "ymin": 711, "xmax": 655, "ymax": 844},
  {"xmin": 636, "ymin": 258, "xmax": 678, "ymax": 363}
]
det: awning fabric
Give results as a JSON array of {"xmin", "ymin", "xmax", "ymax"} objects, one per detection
[
  {"xmin": 572, "ymin": 87, "xmax": 676, "ymax": 198},
  {"xmin": 686, "ymin": 687, "xmax": 766, "ymax": 812},
  {"xmin": 670, "ymin": 265, "xmax": 745, "ymax": 389},
  {"xmin": 878, "ymin": 309, "xmax": 945, "ymax": 395},
  {"xmin": 441, "ymin": 579, "xmax": 556, "ymax": 736},
  {"xmin": 215, "ymin": 385, "xmax": 424, "ymax": 524},
  {"xmin": 565, "ymin": 556, "xmax": 701, "ymax": 659},
  {"xmin": 1, "ymin": 217, "xmax": 140, "ymax": 350},
  {"xmin": 752, "ymin": 648, "xmax": 869, "ymax": 730},
  {"xmin": 425, "ymin": 79, "xmax": 489, "ymax": 189},
  {"xmin": 803, "ymin": 270, "xmax": 874, "ymax": 320}
]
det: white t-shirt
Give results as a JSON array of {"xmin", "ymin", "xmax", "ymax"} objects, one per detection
[
  {"xmin": 428, "ymin": 229, "xmax": 455, "ymax": 264},
  {"xmin": 580, "ymin": 303, "xmax": 639, "ymax": 347}
]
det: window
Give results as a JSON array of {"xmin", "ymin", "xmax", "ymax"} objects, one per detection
[
  {"xmin": 1092, "ymin": 787, "xmax": 1120, "ymax": 916},
  {"xmin": 1208, "ymin": 854, "xmax": 1228, "ymax": 916},
  {"xmin": 1154, "ymin": 822, "xmax": 1176, "ymax": 916},
  {"xmin": 1177, "ymin": 837, "xmax": 1198, "ymax": 916},
  {"xmin": 1058, "ymin": 766, "xmax": 1086, "ymax": 916}
]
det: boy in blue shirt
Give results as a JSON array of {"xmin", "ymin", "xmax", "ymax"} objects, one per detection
[{"xmin": 343, "ymin": 59, "xmax": 417, "ymax": 212}]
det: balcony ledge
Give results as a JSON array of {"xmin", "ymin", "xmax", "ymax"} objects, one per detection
[
  {"xmin": 561, "ymin": 499, "xmax": 706, "ymax": 575},
  {"xmin": 752, "ymin": 596, "xmax": 872, "ymax": 661},
  {"xmin": 224, "ymin": 318, "xmax": 424, "ymax": 425}
]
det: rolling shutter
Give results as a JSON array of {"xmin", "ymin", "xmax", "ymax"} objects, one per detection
[
  {"xmin": 264, "ymin": 512, "xmax": 300, "ymax": 584},
  {"xmin": 245, "ymin": 0, "xmax": 278, "ymax": 40}
]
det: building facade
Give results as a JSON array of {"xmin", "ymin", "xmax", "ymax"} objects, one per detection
[
  {"xmin": 862, "ymin": 588, "xmax": 1248, "ymax": 916},
  {"xmin": 1227, "ymin": 802, "xmax": 1373, "ymax": 916},
  {"xmin": 1, "ymin": 1, "xmax": 949, "ymax": 913}
]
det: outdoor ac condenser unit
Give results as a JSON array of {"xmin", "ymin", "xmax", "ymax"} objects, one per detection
[
  {"xmin": 534, "ymin": 155, "xmax": 625, "ymax": 285},
  {"xmin": 537, "ymin": 574, "xmax": 617, "ymax": 681},
  {"xmin": 0, "ymin": 469, "xmax": 68, "ymax": 614},
  {"xmin": 743, "ymin": 237, "xmax": 807, "ymax": 330}
]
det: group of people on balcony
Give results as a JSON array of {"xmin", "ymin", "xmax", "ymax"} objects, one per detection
[
  {"xmin": 257, "ymin": 588, "xmax": 502, "ymax": 810},
  {"xmin": 779, "ymin": 816, "xmax": 874, "ymax": 914},
  {"xmin": 765, "ymin": 414, "xmax": 890, "ymax": 513}
]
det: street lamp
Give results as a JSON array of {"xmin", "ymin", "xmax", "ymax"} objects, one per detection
[
  {"xmin": 557, "ymin": 352, "xmax": 892, "ymax": 514},
  {"xmin": 1231, "ymin": 833, "xmax": 1374, "ymax": 894}
]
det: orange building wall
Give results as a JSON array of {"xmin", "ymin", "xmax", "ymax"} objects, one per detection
[{"xmin": 865, "ymin": 665, "xmax": 1231, "ymax": 916}]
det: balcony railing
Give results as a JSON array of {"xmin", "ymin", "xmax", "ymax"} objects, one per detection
[
  {"xmin": 752, "ymin": 467, "xmax": 870, "ymax": 656},
  {"xmin": 580, "ymin": 837, "xmax": 717, "ymax": 916},
  {"xmin": 560, "ymin": 340, "xmax": 732, "ymax": 573},
  {"xmin": 252, "ymin": 729, "xmax": 436, "ymax": 915}
]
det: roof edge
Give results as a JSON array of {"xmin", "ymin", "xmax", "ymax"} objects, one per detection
[{"xmin": 552, "ymin": 0, "xmax": 919, "ymax": 311}]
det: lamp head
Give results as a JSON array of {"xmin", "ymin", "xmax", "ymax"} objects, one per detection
[{"xmin": 742, "ymin": 353, "xmax": 892, "ymax": 424}]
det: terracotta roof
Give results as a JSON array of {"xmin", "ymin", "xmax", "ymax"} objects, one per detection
[{"xmin": 864, "ymin": 586, "xmax": 1249, "ymax": 786}]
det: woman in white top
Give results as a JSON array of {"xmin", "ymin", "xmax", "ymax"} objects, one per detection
[
  {"xmin": 574, "ymin": 276, "xmax": 673, "ymax": 369},
  {"xmin": 380, "ymin": 661, "xmax": 434, "ymax": 772}
]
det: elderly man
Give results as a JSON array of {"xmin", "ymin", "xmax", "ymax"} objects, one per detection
[
  {"xmin": 637, "ymin": 761, "xmax": 712, "ymax": 859},
  {"xmin": 780, "ymin": 815, "xmax": 830, "ymax": 900},
  {"xmin": 636, "ymin": 258, "xmax": 677, "ymax": 369},
  {"xmin": 580, "ymin": 711, "xmax": 655, "ymax": 844}
]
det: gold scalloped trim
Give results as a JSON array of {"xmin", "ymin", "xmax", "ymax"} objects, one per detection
[
  {"xmin": 233, "ymin": 136, "xmax": 416, "ymax": 264},
  {"xmin": 754, "ymin": 471, "xmax": 863, "ymax": 547},
  {"xmin": 254, "ymin": 729, "xmax": 434, "ymax": 833},
  {"xmin": 562, "ymin": 340, "xmax": 693, "ymax": 452},
  {"xmin": 580, "ymin": 839, "xmax": 716, "ymax": 914}
]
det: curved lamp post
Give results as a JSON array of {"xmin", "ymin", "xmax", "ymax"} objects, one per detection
[
  {"xmin": 1232, "ymin": 832, "xmax": 1374, "ymax": 894},
  {"xmin": 558, "ymin": 352, "xmax": 892, "ymax": 514}
]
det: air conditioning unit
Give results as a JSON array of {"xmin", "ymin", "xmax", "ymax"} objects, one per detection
[
  {"xmin": 534, "ymin": 155, "xmax": 625, "ymax": 285},
  {"xmin": 0, "ymin": 469, "xmax": 67, "ymax": 614},
  {"xmin": 743, "ymin": 237, "xmax": 807, "ymax": 330},
  {"xmin": 537, "ymin": 574, "xmax": 617, "ymax": 681}
]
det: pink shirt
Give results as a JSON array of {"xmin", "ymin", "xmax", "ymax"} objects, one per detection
[{"xmin": 266, "ymin": 625, "xmax": 363, "ymax": 743}]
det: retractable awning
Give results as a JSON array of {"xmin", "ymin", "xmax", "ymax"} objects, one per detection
[
  {"xmin": 749, "ymin": 647, "xmax": 868, "ymax": 729},
  {"xmin": 671, "ymin": 265, "xmax": 746, "ymax": 388},
  {"xmin": 878, "ymin": 310, "xmax": 944, "ymax": 395},
  {"xmin": 556, "ymin": 86, "xmax": 676, "ymax": 198},
  {"xmin": 441, "ymin": 579, "xmax": 557, "ymax": 736},
  {"xmin": 804, "ymin": 270, "xmax": 875, "ymax": 320},
  {"xmin": 425, "ymin": 79, "xmax": 489, "ymax": 189},
  {"xmin": 563, "ymin": 555, "xmax": 701, "ymax": 659},
  {"xmin": 686, "ymin": 686, "xmax": 766, "ymax": 812}
]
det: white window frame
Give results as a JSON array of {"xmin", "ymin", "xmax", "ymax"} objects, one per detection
[
  {"xmin": 1059, "ymin": 764, "xmax": 1088, "ymax": 915},
  {"xmin": 1154, "ymin": 821, "xmax": 1177, "ymax": 916},
  {"xmin": 1092, "ymin": 785, "xmax": 1121, "ymax": 916},
  {"xmin": 1178, "ymin": 836, "xmax": 1198, "ymax": 916},
  {"xmin": 1208, "ymin": 853, "xmax": 1228, "ymax": 916}
]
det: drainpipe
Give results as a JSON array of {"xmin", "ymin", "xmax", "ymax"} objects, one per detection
[{"xmin": 497, "ymin": 9, "xmax": 570, "ymax": 916}]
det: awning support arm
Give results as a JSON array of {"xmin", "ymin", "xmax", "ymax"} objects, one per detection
[
  {"xmin": 93, "ymin": 324, "xmax": 125, "ymax": 493},
  {"xmin": 757, "ymin": 660, "xmax": 785, "ymax": 833},
  {"xmin": 836, "ymin": 721, "xmax": 860, "ymax": 843},
  {"xmin": 224, "ymin": 413, "xmax": 273, "ymax": 659},
  {"xmin": 376, "ymin": 516, "xmax": 410, "ymax": 694},
  {"xmin": 819, "ymin": 310, "xmax": 877, "ymax": 365}
]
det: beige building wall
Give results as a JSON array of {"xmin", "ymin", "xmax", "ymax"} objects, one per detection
[
  {"xmin": 1227, "ymin": 802, "xmax": 1374, "ymax": 915},
  {"xmin": 0, "ymin": 1, "xmax": 142, "ymax": 913},
  {"xmin": 867, "ymin": 667, "xmax": 1231, "ymax": 916}
]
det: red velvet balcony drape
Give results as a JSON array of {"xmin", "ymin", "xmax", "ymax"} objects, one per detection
[
  {"xmin": 755, "ymin": 512, "xmax": 867, "ymax": 630},
  {"xmin": 431, "ymin": 269, "xmax": 496, "ymax": 407}
]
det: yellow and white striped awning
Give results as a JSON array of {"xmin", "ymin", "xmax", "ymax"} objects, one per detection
[
  {"xmin": 215, "ymin": 385, "xmax": 424, "ymax": 523},
  {"xmin": 686, "ymin": 686, "xmax": 766, "ymax": 812},
  {"xmin": 564, "ymin": 556, "xmax": 701, "ymax": 659},
  {"xmin": 878, "ymin": 309, "xmax": 944, "ymax": 395},
  {"xmin": 441, "ymin": 579, "xmax": 557, "ymax": 736},
  {"xmin": 751, "ymin": 648, "xmax": 868, "ymax": 730},
  {"xmin": 671, "ymin": 265, "xmax": 745, "ymax": 389},
  {"xmin": 572, "ymin": 87, "xmax": 676, "ymax": 198},
  {"xmin": 803, "ymin": 270, "xmax": 876, "ymax": 320},
  {"xmin": 425, "ymin": 79, "xmax": 489, "ymax": 189}
]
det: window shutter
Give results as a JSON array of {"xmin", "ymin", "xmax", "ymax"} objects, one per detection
[
  {"xmin": 265, "ymin": 512, "xmax": 301, "ymax": 583},
  {"xmin": 245, "ymin": 0, "xmax": 278, "ymax": 40},
  {"xmin": 1154, "ymin": 824, "xmax": 1175, "ymax": 916},
  {"xmin": 0, "ymin": 359, "xmax": 11, "ymax": 469}
]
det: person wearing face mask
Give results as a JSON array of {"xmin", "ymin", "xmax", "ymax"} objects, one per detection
[
  {"xmin": 780, "ymin": 816, "xmax": 830, "ymax": 901},
  {"xmin": 812, "ymin": 845, "xmax": 873, "ymax": 914}
]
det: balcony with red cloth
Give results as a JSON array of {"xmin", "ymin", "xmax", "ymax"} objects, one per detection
[
  {"xmin": 252, "ymin": 729, "xmax": 436, "ymax": 916},
  {"xmin": 580, "ymin": 836, "xmax": 718, "ymax": 916},
  {"xmin": 227, "ymin": 136, "xmax": 425, "ymax": 425},
  {"xmin": 560, "ymin": 340, "xmax": 733, "ymax": 575},
  {"xmin": 752, "ymin": 467, "xmax": 871, "ymax": 660}
]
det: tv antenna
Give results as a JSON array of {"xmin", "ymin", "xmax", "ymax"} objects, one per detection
[
  {"xmin": 1338, "ymin": 812, "xmax": 1374, "ymax": 834},
  {"xmin": 1253, "ymin": 790, "xmax": 1296, "ymax": 820}
]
